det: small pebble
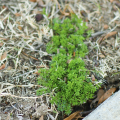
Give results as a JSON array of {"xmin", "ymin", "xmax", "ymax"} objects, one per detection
[{"xmin": 35, "ymin": 14, "xmax": 43, "ymax": 22}]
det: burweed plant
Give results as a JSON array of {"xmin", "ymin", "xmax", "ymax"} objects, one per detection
[{"xmin": 37, "ymin": 15, "xmax": 101, "ymax": 114}]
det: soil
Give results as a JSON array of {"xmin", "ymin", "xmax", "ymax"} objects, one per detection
[{"xmin": 0, "ymin": 0, "xmax": 120, "ymax": 120}]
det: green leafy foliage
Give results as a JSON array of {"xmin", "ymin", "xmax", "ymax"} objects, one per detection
[{"xmin": 37, "ymin": 14, "xmax": 101, "ymax": 114}]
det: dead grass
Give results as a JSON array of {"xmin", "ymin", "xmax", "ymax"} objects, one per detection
[{"xmin": 0, "ymin": 0, "xmax": 120, "ymax": 119}]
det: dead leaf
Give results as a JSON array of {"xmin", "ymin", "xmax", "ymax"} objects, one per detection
[
  {"xmin": 39, "ymin": 115, "xmax": 43, "ymax": 120},
  {"xmin": 91, "ymin": 74, "xmax": 95, "ymax": 81},
  {"xmin": 0, "ymin": 52, "xmax": 7, "ymax": 70},
  {"xmin": 73, "ymin": 51, "xmax": 75, "ymax": 57},
  {"xmin": 34, "ymin": 71, "xmax": 40, "ymax": 75},
  {"xmin": 29, "ymin": 0, "xmax": 36, "ymax": 2},
  {"xmin": 110, "ymin": 0, "xmax": 116, "ymax": 3},
  {"xmin": 103, "ymin": 31, "xmax": 117, "ymax": 41},
  {"xmin": 97, "ymin": 89, "xmax": 105, "ymax": 100},
  {"xmin": 0, "ymin": 42, "xmax": 3, "ymax": 47},
  {"xmin": 99, "ymin": 54, "xmax": 105, "ymax": 58},
  {"xmin": 64, "ymin": 111, "xmax": 83, "ymax": 120},
  {"xmin": 1, "ymin": 52, "xmax": 7, "ymax": 60},
  {"xmin": 0, "ymin": 38, "xmax": 8, "ymax": 40},
  {"xmin": 90, "ymin": 89, "xmax": 105, "ymax": 108},
  {"xmin": 98, "ymin": 87, "xmax": 116, "ymax": 105},
  {"xmin": 18, "ymin": 26, "xmax": 22, "ymax": 30},
  {"xmin": 15, "ymin": 13, "xmax": 21, "ymax": 16},
  {"xmin": 55, "ymin": 0, "xmax": 74, "ymax": 16},
  {"xmin": 2, "ymin": 5, "xmax": 6, "ymax": 9},
  {"xmin": 0, "ymin": 63, "xmax": 6, "ymax": 70},
  {"xmin": 103, "ymin": 24, "xmax": 109, "ymax": 30}
]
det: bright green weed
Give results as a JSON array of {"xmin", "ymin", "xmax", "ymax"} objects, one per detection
[{"xmin": 37, "ymin": 14, "xmax": 101, "ymax": 114}]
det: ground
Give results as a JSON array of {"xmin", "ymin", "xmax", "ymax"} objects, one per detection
[{"xmin": 0, "ymin": 0, "xmax": 120, "ymax": 120}]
